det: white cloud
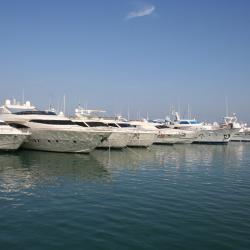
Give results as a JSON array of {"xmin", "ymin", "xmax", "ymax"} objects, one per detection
[{"xmin": 127, "ymin": 5, "xmax": 155, "ymax": 19}]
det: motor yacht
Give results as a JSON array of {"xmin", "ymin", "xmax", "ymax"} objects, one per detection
[
  {"xmin": 0, "ymin": 120, "xmax": 30, "ymax": 150},
  {"xmin": 0, "ymin": 100, "xmax": 110, "ymax": 153},
  {"xmin": 74, "ymin": 108, "xmax": 155, "ymax": 147},
  {"xmin": 73, "ymin": 108, "xmax": 132, "ymax": 149},
  {"xmin": 172, "ymin": 112, "xmax": 239, "ymax": 144},
  {"xmin": 232, "ymin": 126, "xmax": 250, "ymax": 142},
  {"xmin": 222, "ymin": 115, "xmax": 250, "ymax": 142},
  {"xmin": 129, "ymin": 119, "xmax": 197, "ymax": 144},
  {"xmin": 98, "ymin": 117, "xmax": 156, "ymax": 148}
]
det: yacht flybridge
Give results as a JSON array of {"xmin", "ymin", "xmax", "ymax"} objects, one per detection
[
  {"xmin": 0, "ymin": 119, "xmax": 30, "ymax": 150},
  {"xmin": 0, "ymin": 100, "xmax": 110, "ymax": 153}
]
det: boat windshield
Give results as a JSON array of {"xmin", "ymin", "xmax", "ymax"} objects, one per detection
[
  {"xmin": 179, "ymin": 121, "xmax": 190, "ymax": 125},
  {"xmin": 190, "ymin": 120, "xmax": 199, "ymax": 124},
  {"xmin": 179, "ymin": 120, "xmax": 199, "ymax": 125}
]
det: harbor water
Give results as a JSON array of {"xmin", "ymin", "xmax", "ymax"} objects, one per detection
[{"xmin": 0, "ymin": 143, "xmax": 250, "ymax": 250}]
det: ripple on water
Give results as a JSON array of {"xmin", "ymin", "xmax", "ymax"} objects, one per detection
[{"xmin": 0, "ymin": 145, "xmax": 250, "ymax": 249}]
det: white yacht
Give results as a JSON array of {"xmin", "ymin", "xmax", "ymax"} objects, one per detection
[
  {"xmin": 172, "ymin": 112, "xmax": 239, "ymax": 144},
  {"xmin": 0, "ymin": 120, "xmax": 30, "ymax": 150},
  {"xmin": 74, "ymin": 108, "xmax": 131, "ymax": 149},
  {"xmin": 0, "ymin": 100, "xmax": 110, "ymax": 153},
  {"xmin": 232, "ymin": 126, "xmax": 250, "ymax": 142},
  {"xmin": 223, "ymin": 115, "xmax": 250, "ymax": 142},
  {"xmin": 98, "ymin": 117, "xmax": 156, "ymax": 148},
  {"xmin": 129, "ymin": 119, "xmax": 197, "ymax": 144},
  {"xmin": 74, "ymin": 108, "xmax": 156, "ymax": 148}
]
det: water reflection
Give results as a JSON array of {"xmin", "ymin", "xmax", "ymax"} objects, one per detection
[
  {"xmin": 0, "ymin": 143, "xmax": 248, "ymax": 194},
  {"xmin": 0, "ymin": 150, "xmax": 109, "ymax": 195},
  {"xmin": 93, "ymin": 143, "xmax": 248, "ymax": 170}
]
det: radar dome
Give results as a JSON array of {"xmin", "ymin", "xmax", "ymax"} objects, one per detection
[
  {"xmin": 25, "ymin": 101, "xmax": 31, "ymax": 107},
  {"xmin": 5, "ymin": 99, "xmax": 11, "ymax": 105}
]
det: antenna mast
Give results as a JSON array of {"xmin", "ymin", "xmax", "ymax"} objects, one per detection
[
  {"xmin": 63, "ymin": 94, "xmax": 66, "ymax": 115},
  {"xmin": 127, "ymin": 104, "xmax": 130, "ymax": 121},
  {"xmin": 225, "ymin": 96, "xmax": 229, "ymax": 116},
  {"xmin": 22, "ymin": 89, "xmax": 25, "ymax": 104}
]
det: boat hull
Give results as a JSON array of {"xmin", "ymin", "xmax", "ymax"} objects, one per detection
[
  {"xmin": 97, "ymin": 131, "xmax": 130, "ymax": 149},
  {"xmin": 193, "ymin": 129, "xmax": 236, "ymax": 144},
  {"xmin": 231, "ymin": 131, "xmax": 250, "ymax": 142},
  {"xmin": 21, "ymin": 129, "xmax": 105, "ymax": 153},
  {"xmin": 154, "ymin": 130, "xmax": 196, "ymax": 144},
  {"xmin": 0, "ymin": 133, "xmax": 27, "ymax": 150},
  {"xmin": 127, "ymin": 132, "xmax": 156, "ymax": 147}
]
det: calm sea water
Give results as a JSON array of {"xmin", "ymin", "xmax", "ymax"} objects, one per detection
[{"xmin": 0, "ymin": 143, "xmax": 250, "ymax": 250}]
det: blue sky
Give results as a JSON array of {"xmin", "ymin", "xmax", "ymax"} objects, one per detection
[{"xmin": 0, "ymin": 0, "xmax": 249, "ymax": 121}]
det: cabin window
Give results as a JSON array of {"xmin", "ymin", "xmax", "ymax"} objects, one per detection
[
  {"xmin": 107, "ymin": 123, "xmax": 119, "ymax": 128},
  {"xmin": 14, "ymin": 110, "xmax": 56, "ymax": 115},
  {"xmin": 117, "ymin": 123, "xmax": 134, "ymax": 128},
  {"xmin": 156, "ymin": 125, "xmax": 170, "ymax": 129},
  {"xmin": 8, "ymin": 123, "xmax": 30, "ymax": 129},
  {"xmin": 29, "ymin": 119, "xmax": 74, "ymax": 125},
  {"xmin": 86, "ymin": 122, "xmax": 108, "ymax": 127},
  {"xmin": 74, "ymin": 121, "xmax": 88, "ymax": 127}
]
